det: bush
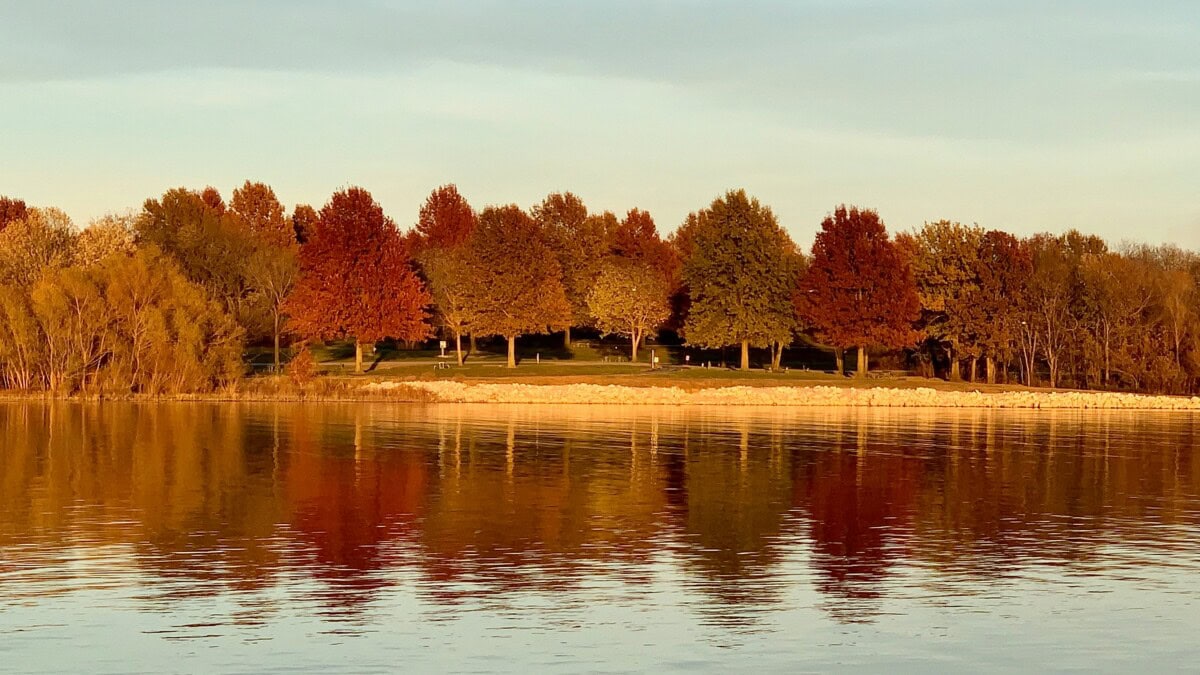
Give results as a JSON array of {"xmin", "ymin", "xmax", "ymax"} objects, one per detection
[{"xmin": 287, "ymin": 344, "xmax": 316, "ymax": 386}]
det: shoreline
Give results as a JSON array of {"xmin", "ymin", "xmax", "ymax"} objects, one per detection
[
  {"xmin": 3, "ymin": 380, "xmax": 1200, "ymax": 410},
  {"xmin": 380, "ymin": 381, "xmax": 1200, "ymax": 410}
]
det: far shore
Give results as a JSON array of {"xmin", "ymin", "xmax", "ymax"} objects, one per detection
[{"xmin": 4, "ymin": 371, "xmax": 1200, "ymax": 410}]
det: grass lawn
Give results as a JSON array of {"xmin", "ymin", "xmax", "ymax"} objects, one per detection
[{"xmin": 253, "ymin": 338, "xmax": 1030, "ymax": 393}]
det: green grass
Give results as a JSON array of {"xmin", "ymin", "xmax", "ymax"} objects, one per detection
[{"xmin": 257, "ymin": 338, "xmax": 1027, "ymax": 393}]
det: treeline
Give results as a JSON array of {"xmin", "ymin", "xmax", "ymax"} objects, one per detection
[{"xmin": 0, "ymin": 185, "xmax": 1197, "ymax": 395}]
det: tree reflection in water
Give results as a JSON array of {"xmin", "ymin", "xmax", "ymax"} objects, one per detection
[{"xmin": 0, "ymin": 403, "xmax": 1198, "ymax": 636}]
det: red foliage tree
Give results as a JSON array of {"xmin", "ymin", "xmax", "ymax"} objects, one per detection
[
  {"xmin": 797, "ymin": 205, "xmax": 920, "ymax": 376},
  {"xmin": 284, "ymin": 187, "xmax": 431, "ymax": 372},
  {"xmin": 609, "ymin": 208, "xmax": 681, "ymax": 286},
  {"xmin": 0, "ymin": 196, "xmax": 27, "ymax": 232},
  {"xmin": 414, "ymin": 184, "xmax": 476, "ymax": 252}
]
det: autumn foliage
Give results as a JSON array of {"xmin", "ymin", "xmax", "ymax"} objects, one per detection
[
  {"xmin": 4, "ymin": 179, "xmax": 1200, "ymax": 394},
  {"xmin": 798, "ymin": 206, "xmax": 920, "ymax": 375},
  {"xmin": 466, "ymin": 204, "xmax": 571, "ymax": 367},
  {"xmin": 285, "ymin": 187, "xmax": 431, "ymax": 372}
]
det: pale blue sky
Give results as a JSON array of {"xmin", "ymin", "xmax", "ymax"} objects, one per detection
[{"xmin": 1, "ymin": 1, "xmax": 1198, "ymax": 247}]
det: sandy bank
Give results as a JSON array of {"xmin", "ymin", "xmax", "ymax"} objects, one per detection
[{"xmin": 371, "ymin": 381, "xmax": 1200, "ymax": 410}]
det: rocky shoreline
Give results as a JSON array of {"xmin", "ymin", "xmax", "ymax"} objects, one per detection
[{"xmin": 377, "ymin": 381, "xmax": 1200, "ymax": 410}]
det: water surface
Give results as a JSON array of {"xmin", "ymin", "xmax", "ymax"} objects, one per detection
[{"xmin": 1, "ymin": 403, "xmax": 1198, "ymax": 672}]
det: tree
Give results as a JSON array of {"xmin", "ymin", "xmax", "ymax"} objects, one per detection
[
  {"xmin": 965, "ymin": 231, "xmax": 1031, "ymax": 384},
  {"xmin": 1077, "ymin": 251, "xmax": 1153, "ymax": 388},
  {"xmin": 76, "ymin": 214, "xmax": 136, "ymax": 267},
  {"xmin": 0, "ymin": 284, "xmax": 42, "ymax": 389},
  {"xmin": 1024, "ymin": 235, "xmax": 1074, "ymax": 388},
  {"xmin": 797, "ymin": 205, "xmax": 920, "ymax": 377},
  {"xmin": 532, "ymin": 192, "xmax": 606, "ymax": 347},
  {"xmin": 465, "ymin": 204, "xmax": 570, "ymax": 367},
  {"xmin": 32, "ymin": 267, "xmax": 110, "ymax": 391},
  {"xmin": 1152, "ymin": 247, "xmax": 1197, "ymax": 385},
  {"xmin": 898, "ymin": 221, "xmax": 984, "ymax": 380},
  {"xmin": 100, "ymin": 247, "xmax": 245, "ymax": 394},
  {"xmin": 415, "ymin": 184, "xmax": 476, "ymax": 251},
  {"xmin": 0, "ymin": 207, "xmax": 76, "ymax": 287},
  {"xmin": 420, "ymin": 247, "xmax": 477, "ymax": 366},
  {"xmin": 247, "ymin": 243, "xmax": 300, "ymax": 370},
  {"xmin": 137, "ymin": 187, "xmax": 259, "ymax": 330},
  {"xmin": 284, "ymin": 187, "xmax": 431, "ymax": 373},
  {"xmin": 681, "ymin": 190, "xmax": 799, "ymax": 370},
  {"xmin": 230, "ymin": 181, "xmax": 294, "ymax": 247},
  {"xmin": 587, "ymin": 258, "xmax": 672, "ymax": 362},
  {"xmin": 0, "ymin": 196, "xmax": 28, "ymax": 232}
]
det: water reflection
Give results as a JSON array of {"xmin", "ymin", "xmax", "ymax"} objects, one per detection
[{"xmin": 1, "ymin": 404, "xmax": 1199, "ymax": 668}]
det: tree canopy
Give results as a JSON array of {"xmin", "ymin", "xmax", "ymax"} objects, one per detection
[
  {"xmin": 798, "ymin": 205, "xmax": 920, "ymax": 376},
  {"xmin": 466, "ymin": 204, "xmax": 571, "ymax": 367},
  {"xmin": 285, "ymin": 187, "xmax": 431, "ymax": 372},
  {"xmin": 681, "ymin": 190, "xmax": 799, "ymax": 370}
]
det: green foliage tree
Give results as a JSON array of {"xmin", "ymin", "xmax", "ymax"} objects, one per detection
[{"xmin": 681, "ymin": 190, "xmax": 798, "ymax": 370}]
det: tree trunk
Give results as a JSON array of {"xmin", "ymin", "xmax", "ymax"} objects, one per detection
[
  {"xmin": 273, "ymin": 312, "xmax": 281, "ymax": 371},
  {"xmin": 740, "ymin": 340, "xmax": 750, "ymax": 371},
  {"xmin": 355, "ymin": 341, "xmax": 364, "ymax": 374},
  {"xmin": 631, "ymin": 330, "xmax": 640, "ymax": 363},
  {"xmin": 772, "ymin": 342, "xmax": 784, "ymax": 370},
  {"xmin": 834, "ymin": 348, "xmax": 844, "ymax": 376},
  {"xmin": 1103, "ymin": 331, "xmax": 1111, "ymax": 389},
  {"xmin": 507, "ymin": 335, "xmax": 517, "ymax": 368},
  {"xmin": 455, "ymin": 333, "xmax": 463, "ymax": 366},
  {"xmin": 968, "ymin": 358, "xmax": 977, "ymax": 383},
  {"xmin": 986, "ymin": 356, "xmax": 996, "ymax": 385},
  {"xmin": 949, "ymin": 346, "xmax": 960, "ymax": 381},
  {"xmin": 563, "ymin": 326, "xmax": 571, "ymax": 350},
  {"xmin": 469, "ymin": 333, "xmax": 477, "ymax": 354},
  {"xmin": 857, "ymin": 346, "xmax": 868, "ymax": 378}
]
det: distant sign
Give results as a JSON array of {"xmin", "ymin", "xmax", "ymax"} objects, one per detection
[{"xmin": 439, "ymin": 340, "xmax": 447, "ymax": 349}]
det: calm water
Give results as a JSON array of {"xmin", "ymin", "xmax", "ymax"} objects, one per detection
[{"xmin": 1, "ymin": 403, "xmax": 1198, "ymax": 673}]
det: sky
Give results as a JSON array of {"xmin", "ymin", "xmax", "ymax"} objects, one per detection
[{"xmin": 1, "ymin": 0, "xmax": 1198, "ymax": 248}]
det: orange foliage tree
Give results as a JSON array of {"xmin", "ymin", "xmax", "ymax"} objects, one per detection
[
  {"xmin": 465, "ymin": 205, "xmax": 571, "ymax": 367},
  {"xmin": 285, "ymin": 187, "xmax": 431, "ymax": 373},
  {"xmin": 230, "ymin": 181, "xmax": 294, "ymax": 247},
  {"xmin": 797, "ymin": 205, "xmax": 920, "ymax": 376}
]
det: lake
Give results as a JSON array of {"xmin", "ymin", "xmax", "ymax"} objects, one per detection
[{"xmin": 1, "ymin": 403, "xmax": 1198, "ymax": 673}]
